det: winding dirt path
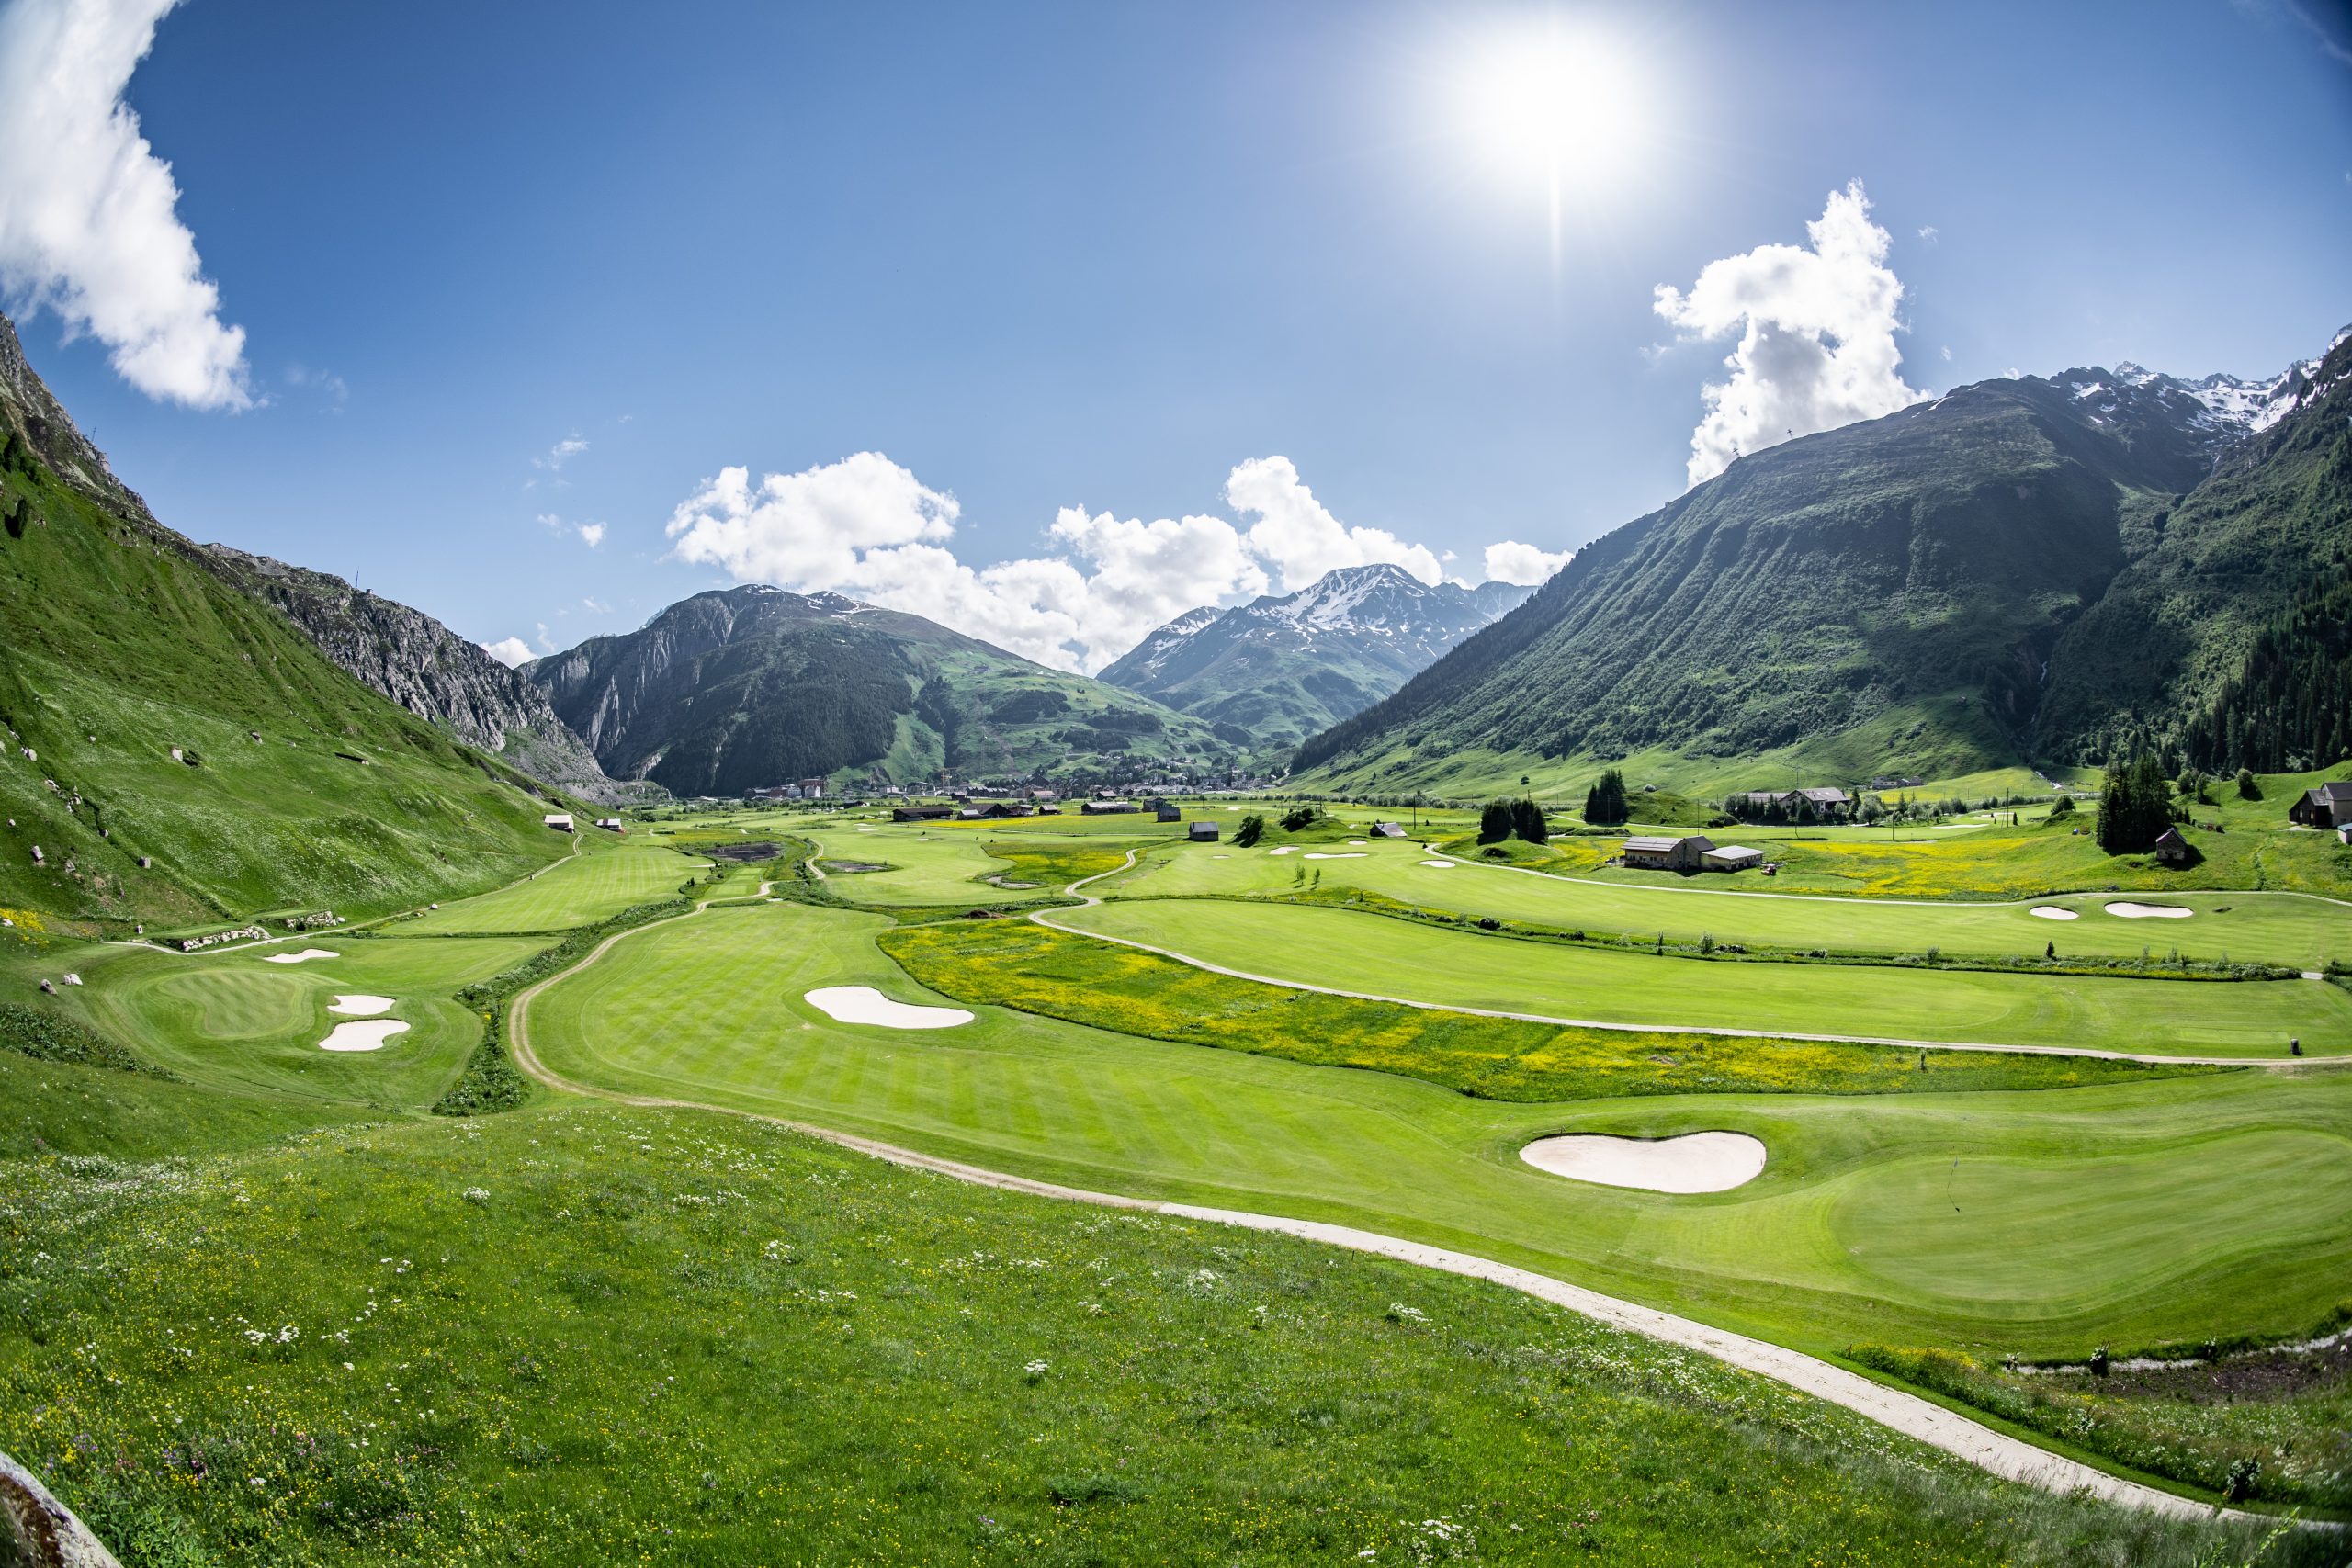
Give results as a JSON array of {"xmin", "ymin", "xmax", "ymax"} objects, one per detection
[{"xmin": 501, "ymin": 878, "xmax": 2268, "ymax": 1524}]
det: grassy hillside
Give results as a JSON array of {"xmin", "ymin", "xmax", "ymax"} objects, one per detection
[
  {"xmin": 0, "ymin": 456, "xmax": 580, "ymax": 931},
  {"xmin": 1294, "ymin": 344, "xmax": 2351, "ymax": 795}
]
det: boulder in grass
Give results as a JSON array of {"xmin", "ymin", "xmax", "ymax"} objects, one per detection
[{"xmin": 2, "ymin": 1446, "xmax": 126, "ymax": 1567}]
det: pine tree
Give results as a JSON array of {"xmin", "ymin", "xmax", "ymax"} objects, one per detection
[
  {"xmin": 1582, "ymin": 768, "xmax": 1628, "ymax": 826},
  {"xmin": 1478, "ymin": 799, "xmax": 1514, "ymax": 843},
  {"xmin": 1510, "ymin": 797, "xmax": 1548, "ymax": 843},
  {"xmin": 2096, "ymin": 751, "xmax": 2173, "ymax": 854},
  {"xmin": 0, "ymin": 429, "xmax": 25, "ymax": 474}
]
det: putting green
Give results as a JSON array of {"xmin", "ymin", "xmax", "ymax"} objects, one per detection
[
  {"xmin": 62, "ymin": 934, "xmax": 541, "ymax": 1105},
  {"xmin": 518, "ymin": 898, "xmax": 2352, "ymax": 1359},
  {"xmin": 806, "ymin": 828, "xmax": 1023, "ymax": 904},
  {"xmin": 1108, "ymin": 840, "xmax": 2352, "ymax": 968},
  {"xmin": 402, "ymin": 838, "xmax": 706, "ymax": 933},
  {"xmin": 1056, "ymin": 898, "xmax": 2350, "ymax": 1056}
]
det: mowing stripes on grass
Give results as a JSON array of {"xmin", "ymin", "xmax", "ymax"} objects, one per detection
[
  {"xmin": 1057, "ymin": 898, "xmax": 2352, "ymax": 1057},
  {"xmin": 520, "ymin": 900, "xmax": 2352, "ymax": 1359},
  {"xmin": 879, "ymin": 919, "xmax": 2215, "ymax": 1101},
  {"xmin": 401, "ymin": 841, "xmax": 707, "ymax": 934}
]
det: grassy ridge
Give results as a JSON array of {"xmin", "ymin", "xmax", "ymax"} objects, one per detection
[
  {"xmin": 7, "ymin": 1100, "xmax": 2308, "ymax": 1566},
  {"xmin": 881, "ymin": 918, "xmax": 2211, "ymax": 1101}
]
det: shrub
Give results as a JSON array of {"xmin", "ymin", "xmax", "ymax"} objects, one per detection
[
  {"xmin": 2223, "ymin": 1456, "xmax": 2260, "ymax": 1502},
  {"xmin": 1279, "ymin": 804, "xmax": 1321, "ymax": 832},
  {"xmin": 2235, "ymin": 767, "xmax": 2261, "ymax": 800},
  {"xmin": 2045, "ymin": 795, "xmax": 2076, "ymax": 820}
]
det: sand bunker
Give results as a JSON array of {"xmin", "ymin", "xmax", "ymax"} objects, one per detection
[
  {"xmin": 2029, "ymin": 906, "xmax": 2078, "ymax": 920},
  {"xmin": 1419, "ymin": 859, "xmax": 1453, "ymax": 868},
  {"xmin": 265, "ymin": 949, "xmax": 340, "ymax": 964},
  {"xmin": 1521, "ymin": 1131, "xmax": 1767, "ymax": 1194},
  {"xmin": 328, "ymin": 994, "xmax": 394, "ymax": 1016},
  {"xmin": 319, "ymin": 1020, "xmax": 409, "ymax": 1053},
  {"xmin": 1347, "ymin": 840, "xmax": 1368, "ymax": 846},
  {"xmin": 804, "ymin": 986, "xmax": 973, "ymax": 1029},
  {"xmin": 1268, "ymin": 846, "xmax": 1296, "ymax": 856},
  {"xmin": 2107, "ymin": 902, "xmax": 2193, "ymax": 919},
  {"xmin": 1304, "ymin": 852, "xmax": 1366, "ymax": 860}
]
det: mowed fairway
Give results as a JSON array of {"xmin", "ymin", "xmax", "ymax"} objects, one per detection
[
  {"xmin": 1115, "ymin": 840, "xmax": 2352, "ymax": 968},
  {"xmin": 517, "ymin": 898, "xmax": 2352, "ymax": 1357},
  {"xmin": 62, "ymin": 934, "xmax": 541, "ymax": 1105},
  {"xmin": 402, "ymin": 838, "xmax": 706, "ymax": 933},
  {"xmin": 806, "ymin": 828, "xmax": 1023, "ymax": 904},
  {"xmin": 1057, "ymin": 898, "xmax": 2352, "ymax": 1056}
]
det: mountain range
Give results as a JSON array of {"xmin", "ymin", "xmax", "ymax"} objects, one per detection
[
  {"xmin": 1293, "ymin": 327, "xmax": 2352, "ymax": 793},
  {"xmin": 1099, "ymin": 563, "xmax": 1532, "ymax": 761},
  {"xmin": 526, "ymin": 584, "xmax": 1237, "ymax": 795}
]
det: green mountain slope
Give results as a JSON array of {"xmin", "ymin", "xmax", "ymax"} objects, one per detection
[
  {"xmin": 0, "ymin": 315, "xmax": 581, "ymax": 931},
  {"xmin": 528, "ymin": 585, "xmax": 1235, "ymax": 794},
  {"xmin": 1295, "ymin": 335, "xmax": 2344, "ymax": 794},
  {"xmin": 1098, "ymin": 563, "xmax": 1531, "ymax": 761}
]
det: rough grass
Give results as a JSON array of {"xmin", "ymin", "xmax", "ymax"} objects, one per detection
[
  {"xmin": 0, "ymin": 1100, "xmax": 2324, "ymax": 1566},
  {"xmin": 880, "ymin": 919, "xmax": 2215, "ymax": 1102}
]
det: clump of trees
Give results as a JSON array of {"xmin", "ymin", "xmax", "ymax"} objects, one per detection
[
  {"xmin": 1278, "ymin": 804, "xmax": 1322, "ymax": 832},
  {"xmin": 2096, "ymin": 752, "xmax": 2177, "ymax": 853},
  {"xmin": 1478, "ymin": 796, "xmax": 1551, "ymax": 844},
  {"xmin": 1582, "ymin": 768, "xmax": 1629, "ymax": 826},
  {"xmin": 2235, "ymin": 767, "xmax": 2261, "ymax": 800},
  {"xmin": 1232, "ymin": 813, "xmax": 1266, "ymax": 847}
]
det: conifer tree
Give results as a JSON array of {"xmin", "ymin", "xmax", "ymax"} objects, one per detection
[
  {"xmin": 1478, "ymin": 799, "xmax": 1513, "ymax": 843},
  {"xmin": 1510, "ymin": 796, "xmax": 1548, "ymax": 843}
]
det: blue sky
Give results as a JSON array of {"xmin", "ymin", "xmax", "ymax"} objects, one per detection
[{"xmin": 4, "ymin": 0, "xmax": 2347, "ymax": 670}]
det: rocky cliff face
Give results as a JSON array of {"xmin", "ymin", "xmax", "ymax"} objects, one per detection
[
  {"xmin": 0, "ymin": 314, "xmax": 138, "ymax": 513},
  {"xmin": 200, "ymin": 546, "xmax": 636, "ymax": 803}
]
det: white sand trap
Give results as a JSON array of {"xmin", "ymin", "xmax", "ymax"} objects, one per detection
[
  {"xmin": 2107, "ymin": 901, "xmax": 2193, "ymax": 919},
  {"xmin": 804, "ymin": 986, "xmax": 973, "ymax": 1029},
  {"xmin": 1521, "ymin": 1131, "xmax": 1767, "ymax": 1194},
  {"xmin": 1304, "ymin": 852, "xmax": 1367, "ymax": 860},
  {"xmin": 319, "ymin": 1020, "xmax": 409, "ymax": 1053},
  {"xmin": 1419, "ymin": 859, "xmax": 1453, "ymax": 868},
  {"xmin": 2028, "ymin": 906, "xmax": 2078, "ymax": 921},
  {"xmin": 1347, "ymin": 840, "xmax": 1368, "ymax": 846},
  {"xmin": 265, "ymin": 949, "xmax": 340, "ymax": 964},
  {"xmin": 1268, "ymin": 846, "xmax": 1296, "ymax": 855},
  {"xmin": 328, "ymin": 994, "xmax": 394, "ymax": 1016}
]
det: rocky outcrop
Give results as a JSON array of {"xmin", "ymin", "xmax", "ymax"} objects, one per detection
[
  {"xmin": 2, "ymin": 1448, "xmax": 123, "ymax": 1568},
  {"xmin": 199, "ymin": 547, "xmax": 640, "ymax": 805}
]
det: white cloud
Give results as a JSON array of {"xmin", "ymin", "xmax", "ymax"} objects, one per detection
[
  {"xmin": 480, "ymin": 637, "xmax": 534, "ymax": 668},
  {"xmin": 1915, "ymin": 224, "xmax": 1939, "ymax": 243},
  {"xmin": 1940, "ymin": 344, "xmax": 1952, "ymax": 362},
  {"xmin": 534, "ymin": 622, "xmax": 554, "ymax": 653},
  {"xmin": 665, "ymin": 450, "xmax": 1551, "ymax": 672},
  {"xmin": 576, "ymin": 521, "xmax": 605, "ymax": 548},
  {"xmin": 1223, "ymin": 456, "xmax": 1442, "ymax": 592},
  {"xmin": 1483, "ymin": 540, "xmax": 1572, "ymax": 586},
  {"xmin": 0, "ymin": 0, "xmax": 249, "ymax": 409},
  {"xmin": 1653, "ymin": 180, "xmax": 1924, "ymax": 486},
  {"xmin": 582, "ymin": 597, "xmax": 609, "ymax": 613},
  {"xmin": 537, "ymin": 512, "xmax": 605, "ymax": 548},
  {"xmin": 536, "ymin": 434, "xmax": 588, "ymax": 470}
]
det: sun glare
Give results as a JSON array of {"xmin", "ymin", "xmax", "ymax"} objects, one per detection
[{"xmin": 1445, "ymin": 17, "xmax": 1655, "ymax": 261}]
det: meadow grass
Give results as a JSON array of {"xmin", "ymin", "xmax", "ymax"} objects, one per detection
[
  {"xmin": 881, "ymin": 918, "xmax": 2217, "ymax": 1102},
  {"xmin": 398, "ymin": 837, "xmax": 707, "ymax": 933},
  {"xmin": 520, "ymin": 899, "xmax": 2352, "ymax": 1359},
  {"xmin": 1058, "ymin": 897, "xmax": 2352, "ymax": 1056},
  {"xmin": 1116, "ymin": 838, "xmax": 2352, "ymax": 968},
  {"xmin": 6, "ymin": 1099, "xmax": 2315, "ymax": 1565},
  {"xmin": 804, "ymin": 828, "xmax": 1023, "ymax": 904}
]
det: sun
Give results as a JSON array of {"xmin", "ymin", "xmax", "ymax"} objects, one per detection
[{"xmin": 1453, "ymin": 19, "xmax": 1652, "ymax": 201}]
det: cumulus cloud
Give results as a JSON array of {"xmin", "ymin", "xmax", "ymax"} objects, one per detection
[
  {"xmin": 1653, "ymin": 180, "xmax": 1923, "ymax": 486},
  {"xmin": 537, "ymin": 512, "xmax": 605, "ymax": 548},
  {"xmin": 665, "ymin": 450, "xmax": 1557, "ymax": 672},
  {"xmin": 1224, "ymin": 456, "xmax": 1442, "ymax": 592},
  {"xmin": 576, "ymin": 521, "xmax": 606, "ymax": 548},
  {"xmin": 1482, "ymin": 540, "xmax": 1573, "ymax": 586},
  {"xmin": 0, "ymin": 0, "xmax": 249, "ymax": 408},
  {"xmin": 480, "ymin": 637, "xmax": 534, "ymax": 668}
]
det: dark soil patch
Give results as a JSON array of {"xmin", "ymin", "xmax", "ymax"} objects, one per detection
[{"xmin": 707, "ymin": 841, "xmax": 782, "ymax": 863}]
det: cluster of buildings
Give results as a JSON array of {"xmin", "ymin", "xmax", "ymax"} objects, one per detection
[
  {"xmin": 1619, "ymin": 834, "xmax": 1766, "ymax": 874},
  {"xmin": 1729, "ymin": 787, "xmax": 1854, "ymax": 821},
  {"xmin": 747, "ymin": 779, "xmax": 828, "ymax": 802}
]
